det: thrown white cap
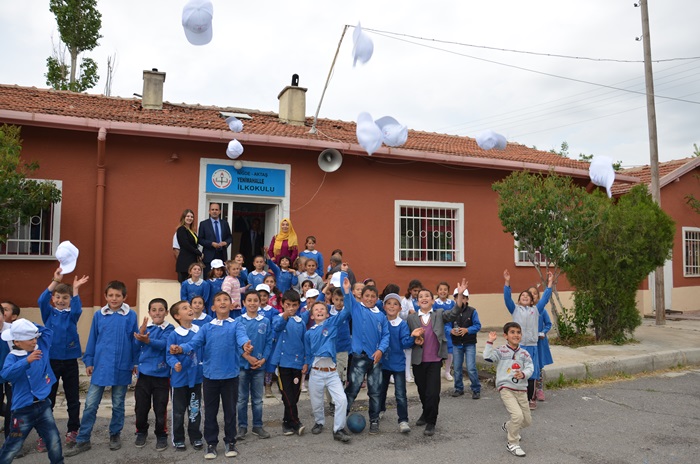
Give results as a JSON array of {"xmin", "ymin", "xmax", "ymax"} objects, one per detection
[
  {"xmin": 453, "ymin": 288, "xmax": 469, "ymax": 297},
  {"xmin": 329, "ymin": 272, "xmax": 342, "ymax": 288},
  {"xmin": 356, "ymin": 112, "xmax": 382, "ymax": 156},
  {"xmin": 56, "ymin": 241, "xmax": 79, "ymax": 274},
  {"xmin": 1, "ymin": 319, "xmax": 41, "ymax": 342},
  {"xmin": 225, "ymin": 116, "xmax": 243, "ymax": 133},
  {"xmin": 226, "ymin": 139, "xmax": 244, "ymax": 159},
  {"xmin": 256, "ymin": 283, "xmax": 271, "ymax": 293},
  {"xmin": 589, "ymin": 155, "xmax": 616, "ymax": 198},
  {"xmin": 352, "ymin": 22, "xmax": 374, "ymax": 67},
  {"xmin": 210, "ymin": 259, "xmax": 225, "ymax": 269},
  {"xmin": 305, "ymin": 288, "xmax": 320, "ymax": 299},
  {"xmin": 182, "ymin": 0, "xmax": 213, "ymax": 46},
  {"xmin": 375, "ymin": 116, "xmax": 408, "ymax": 147},
  {"xmin": 475, "ymin": 130, "xmax": 507, "ymax": 150}
]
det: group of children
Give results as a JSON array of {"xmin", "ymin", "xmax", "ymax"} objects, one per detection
[{"xmin": 0, "ymin": 255, "xmax": 556, "ymax": 461}]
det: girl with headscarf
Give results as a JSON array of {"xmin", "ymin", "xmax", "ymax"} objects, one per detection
[{"xmin": 267, "ymin": 218, "xmax": 299, "ymax": 265}]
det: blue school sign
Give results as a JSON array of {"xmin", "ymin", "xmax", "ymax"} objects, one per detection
[{"xmin": 206, "ymin": 164, "xmax": 286, "ymax": 197}]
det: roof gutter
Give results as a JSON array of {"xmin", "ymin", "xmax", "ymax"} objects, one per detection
[{"xmin": 0, "ymin": 109, "xmax": 640, "ymax": 182}]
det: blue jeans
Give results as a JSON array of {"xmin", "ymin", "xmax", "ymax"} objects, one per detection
[
  {"xmin": 345, "ymin": 353, "xmax": 382, "ymax": 422},
  {"xmin": 237, "ymin": 369, "xmax": 264, "ymax": 428},
  {"xmin": 76, "ymin": 384, "xmax": 128, "ymax": 443},
  {"xmin": 0, "ymin": 399, "xmax": 63, "ymax": 464},
  {"xmin": 380, "ymin": 370, "xmax": 408, "ymax": 423},
  {"xmin": 453, "ymin": 344, "xmax": 481, "ymax": 393}
]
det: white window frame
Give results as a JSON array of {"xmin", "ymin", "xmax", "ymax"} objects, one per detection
[
  {"xmin": 683, "ymin": 226, "xmax": 700, "ymax": 277},
  {"xmin": 514, "ymin": 239, "xmax": 549, "ymax": 267},
  {"xmin": 0, "ymin": 180, "xmax": 62, "ymax": 260},
  {"xmin": 394, "ymin": 200, "xmax": 465, "ymax": 267}
]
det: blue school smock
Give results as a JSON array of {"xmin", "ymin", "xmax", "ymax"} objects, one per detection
[
  {"xmin": 270, "ymin": 312, "xmax": 309, "ymax": 369},
  {"xmin": 167, "ymin": 326, "xmax": 203, "ymax": 388},
  {"xmin": 380, "ymin": 318, "xmax": 414, "ymax": 372},
  {"xmin": 247, "ymin": 271, "xmax": 268, "ymax": 289},
  {"xmin": 266, "ymin": 259, "xmax": 298, "ymax": 293},
  {"xmin": 537, "ymin": 310, "xmax": 554, "ymax": 369},
  {"xmin": 303, "ymin": 309, "xmax": 351, "ymax": 364},
  {"xmin": 329, "ymin": 305, "xmax": 352, "ymax": 353},
  {"xmin": 208, "ymin": 277, "xmax": 225, "ymax": 307},
  {"xmin": 135, "ymin": 322, "xmax": 174, "ymax": 378},
  {"xmin": 341, "ymin": 274, "xmax": 390, "ymax": 357},
  {"xmin": 193, "ymin": 312, "xmax": 213, "ymax": 328},
  {"xmin": 237, "ymin": 313, "xmax": 274, "ymax": 370},
  {"xmin": 180, "ymin": 317, "xmax": 249, "ymax": 380},
  {"xmin": 180, "ymin": 279, "xmax": 211, "ymax": 304},
  {"xmin": 299, "ymin": 250, "xmax": 324, "ymax": 278},
  {"xmin": 38, "ymin": 288, "xmax": 82, "ymax": 360}
]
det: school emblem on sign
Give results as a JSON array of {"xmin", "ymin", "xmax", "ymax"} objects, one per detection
[{"xmin": 211, "ymin": 169, "xmax": 232, "ymax": 189}]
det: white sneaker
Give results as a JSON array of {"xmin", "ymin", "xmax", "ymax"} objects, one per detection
[
  {"xmin": 444, "ymin": 372, "xmax": 453, "ymax": 381},
  {"xmin": 399, "ymin": 422, "xmax": 411, "ymax": 434},
  {"xmin": 506, "ymin": 443, "xmax": 526, "ymax": 457},
  {"xmin": 406, "ymin": 377, "xmax": 414, "ymax": 383},
  {"xmin": 389, "ymin": 375, "xmax": 395, "ymax": 384}
]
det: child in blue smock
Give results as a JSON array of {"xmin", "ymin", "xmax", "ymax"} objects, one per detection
[
  {"xmin": 180, "ymin": 262, "xmax": 211, "ymax": 305},
  {"xmin": 207, "ymin": 259, "xmax": 226, "ymax": 308},
  {"xmin": 299, "ymin": 235, "xmax": 324, "ymax": 277}
]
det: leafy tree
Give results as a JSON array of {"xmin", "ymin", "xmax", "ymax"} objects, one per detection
[
  {"xmin": 45, "ymin": 0, "xmax": 102, "ymax": 92},
  {"xmin": 551, "ymin": 140, "xmax": 622, "ymax": 170},
  {"xmin": 0, "ymin": 125, "xmax": 62, "ymax": 243}
]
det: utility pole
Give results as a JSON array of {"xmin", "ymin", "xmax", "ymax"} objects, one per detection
[{"xmin": 638, "ymin": 0, "xmax": 665, "ymax": 325}]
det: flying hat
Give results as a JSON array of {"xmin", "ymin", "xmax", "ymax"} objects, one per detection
[
  {"xmin": 352, "ymin": 22, "xmax": 374, "ymax": 67},
  {"xmin": 375, "ymin": 116, "xmax": 408, "ymax": 147},
  {"xmin": 225, "ymin": 116, "xmax": 243, "ymax": 133},
  {"xmin": 1, "ymin": 319, "xmax": 41, "ymax": 342},
  {"xmin": 182, "ymin": 0, "xmax": 214, "ymax": 46},
  {"xmin": 305, "ymin": 288, "xmax": 320, "ymax": 299},
  {"xmin": 256, "ymin": 283, "xmax": 271, "ymax": 294},
  {"xmin": 210, "ymin": 259, "xmax": 225, "ymax": 269},
  {"xmin": 55, "ymin": 240, "xmax": 79, "ymax": 274},
  {"xmin": 356, "ymin": 112, "xmax": 383, "ymax": 156},
  {"xmin": 226, "ymin": 139, "xmax": 244, "ymax": 159},
  {"xmin": 589, "ymin": 155, "xmax": 616, "ymax": 198},
  {"xmin": 329, "ymin": 272, "xmax": 342, "ymax": 288},
  {"xmin": 475, "ymin": 130, "xmax": 507, "ymax": 151}
]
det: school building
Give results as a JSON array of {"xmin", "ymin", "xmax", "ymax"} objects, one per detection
[{"xmin": 0, "ymin": 70, "xmax": 698, "ymax": 346}]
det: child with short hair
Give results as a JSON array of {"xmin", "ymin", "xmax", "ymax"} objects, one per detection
[
  {"xmin": 378, "ymin": 293, "xmax": 414, "ymax": 434},
  {"xmin": 450, "ymin": 285, "xmax": 482, "ymax": 399},
  {"xmin": 326, "ymin": 287, "xmax": 351, "ymax": 413},
  {"xmin": 207, "ymin": 259, "xmax": 226, "ymax": 309},
  {"xmin": 166, "ymin": 300, "xmax": 204, "ymax": 451},
  {"xmin": 1, "ymin": 301, "xmax": 20, "ymax": 324},
  {"xmin": 299, "ymin": 236, "xmax": 324, "ymax": 278},
  {"xmin": 133, "ymin": 298, "xmax": 175, "ymax": 451},
  {"xmin": 256, "ymin": 283, "xmax": 278, "ymax": 398},
  {"xmin": 236, "ymin": 290, "xmax": 274, "ymax": 440},
  {"xmin": 38, "ymin": 268, "xmax": 89, "ymax": 450},
  {"xmin": 191, "ymin": 296, "xmax": 213, "ymax": 326},
  {"xmin": 483, "ymin": 323, "xmax": 534, "ymax": 457},
  {"xmin": 247, "ymin": 256, "xmax": 269, "ymax": 290},
  {"xmin": 222, "ymin": 260, "xmax": 242, "ymax": 318},
  {"xmin": 180, "ymin": 262, "xmax": 211, "ymax": 305},
  {"xmin": 65, "ymin": 280, "xmax": 139, "ymax": 456},
  {"xmin": 169, "ymin": 291, "xmax": 252, "ymax": 459},
  {"xmin": 0, "ymin": 320, "xmax": 63, "ymax": 463}
]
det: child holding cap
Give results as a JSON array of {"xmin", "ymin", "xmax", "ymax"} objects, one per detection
[{"xmin": 0, "ymin": 319, "xmax": 63, "ymax": 463}]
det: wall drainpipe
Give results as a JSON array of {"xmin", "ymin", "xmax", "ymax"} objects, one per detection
[{"xmin": 93, "ymin": 127, "xmax": 106, "ymax": 307}]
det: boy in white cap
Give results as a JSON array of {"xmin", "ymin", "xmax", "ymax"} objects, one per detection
[{"xmin": 0, "ymin": 319, "xmax": 63, "ymax": 463}]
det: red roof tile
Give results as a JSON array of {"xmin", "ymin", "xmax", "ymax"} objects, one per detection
[{"xmin": 611, "ymin": 157, "xmax": 698, "ymax": 195}]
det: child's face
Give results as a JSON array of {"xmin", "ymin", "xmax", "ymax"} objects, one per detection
[
  {"xmin": 191, "ymin": 298, "xmax": 205, "ymax": 315},
  {"xmin": 264, "ymin": 276, "xmax": 275, "ymax": 287},
  {"xmin": 1, "ymin": 303, "xmax": 15, "ymax": 323},
  {"xmin": 311, "ymin": 303, "xmax": 328, "ymax": 323},
  {"xmin": 228, "ymin": 263, "xmax": 241, "ymax": 277},
  {"xmin": 213, "ymin": 268, "xmax": 224, "ymax": 278},
  {"xmin": 213, "ymin": 294, "xmax": 232, "ymax": 318},
  {"xmin": 417, "ymin": 289, "xmax": 434, "ymax": 310},
  {"xmin": 364, "ymin": 280, "xmax": 376, "ymax": 288},
  {"xmin": 301, "ymin": 282, "xmax": 313, "ymax": 294},
  {"xmin": 149, "ymin": 302, "xmax": 167, "ymax": 325},
  {"xmin": 306, "ymin": 296, "xmax": 317, "ymax": 308},
  {"xmin": 244, "ymin": 293, "xmax": 260, "ymax": 314},
  {"xmin": 305, "ymin": 239, "xmax": 316, "ymax": 251},
  {"xmin": 437, "ymin": 285, "xmax": 449, "ymax": 300},
  {"xmin": 282, "ymin": 299, "xmax": 300, "ymax": 317},
  {"xmin": 105, "ymin": 288, "xmax": 125, "ymax": 310},
  {"xmin": 235, "ymin": 254, "xmax": 244, "ymax": 265},
  {"xmin": 505, "ymin": 327, "xmax": 522, "ymax": 347},
  {"xmin": 528, "ymin": 287, "xmax": 540, "ymax": 304},
  {"xmin": 176, "ymin": 302, "xmax": 195, "ymax": 324},
  {"xmin": 352, "ymin": 283, "xmax": 364, "ymax": 299},
  {"xmin": 190, "ymin": 265, "xmax": 203, "ymax": 279},
  {"xmin": 305, "ymin": 260, "xmax": 317, "ymax": 274},
  {"xmin": 258, "ymin": 291, "xmax": 269, "ymax": 306},
  {"xmin": 14, "ymin": 336, "xmax": 38, "ymax": 352},
  {"xmin": 296, "ymin": 259, "xmax": 306, "ymax": 271},
  {"xmin": 361, "ymin": 289, "xmax": 378, "ymax": 308},
  {"xmin": 253, "ymin": 257, "xmax": 265, "ymax": 271},
  {"xmin": 518, "ymin": 291, "xmax": 533, "ymax": 306},
  {"xmin": 52, "ymin": 292, "xmax": 71, "ymax": 310},
  {"xmin": 280, "ymin": 257, "xmax": 291, "ymax": 270},
  {"xmin": 383, "ymin": 298, "xmax": 401, "ymax": 319},
  {"xmin": 331, "ymin": 294, "xmax": 344, "ymax": 309},
  {"xmin": 410, "ymin": 287, "xmax": 421, "ymax": 299}
]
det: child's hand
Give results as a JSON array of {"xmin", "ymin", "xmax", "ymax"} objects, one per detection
[
  {"xmin": 547, "ymin": 271, "xmax": 554, "ymax": 287},
  {"xmin": 302, "ymin": 364, "xmax": 308, "ymax": 375},
  {"xmin": 341, "ymin": 262, "xmax": 349, "ymax": 272},
  {"xmin": 372, "ymin": 350, "xmax": 382, "ymax": 364},
  {"xmin": 139, "ymin": 317, "xmax": 149, "ymax": 335},
  {"xmin": 53, "ymin": 268, "xmax": 63, "ymax": 282},
  {"xmin": 342, "ymin": 277, "xmax": 351, "ymax": 294},
  {"xmin": 263, "ymin": 246, "xmax": 269, "ymax": 255},
  {"xmin": 411, "ymin": 327, "xmax": 425, "ymax": 338},
  {"xmin": 514, "ymin": 371, "xmax": 525, "ymax": 380},
  {"xmin": 488, "ymin": 331, "xmax": 498, "ymax": 343},
  {"xmin": 242, "ymin": 340, "xmax": 253, "ymax": 354},
  {"xmin": 134, "ymin": 331, "xmax": 150, "ymax": 344},
  {"xmin": 170, "ymin": 345, "xmax": 183, "ymax": 355},
  {"xmin": 174, "ymin": 362, "xmax": 182, "ymax": 372},
  {"xmin": 503, "ymin": 269, "xmax": 511, "ymax": 284},
  {"xmin": 456, "ymin": 278, "xmax": 468, "ymax": 295},
  {"xmin": 27, "ymin": 350, "xmax": 42, "ymax": 364},
  {"xmin": 73, "ymin": 275, "xmax": 89, "ymax": 293},
  {"xmin": 86, "ymin": 366, "xmax": 94, "ymax": 376},
  {"xmin": 133, "ymin": 366, "xmax": 138, "ymax": 376}
]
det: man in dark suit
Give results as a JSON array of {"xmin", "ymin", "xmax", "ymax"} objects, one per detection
[
  {"xmin": 198, "ymin": 202, "xmax": 232, "ymax": 275},
  {"xmin": 239, "ymin": 217, "xmax": 265, "ymax": 272}
]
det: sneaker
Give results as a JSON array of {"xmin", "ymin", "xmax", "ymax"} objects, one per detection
[
  {"xmin": 134, "ymin": 433, "xmax": 147, "ymax": 448},
  {"xmin": 109, "ymin": 434, "xmax": 122, "ymax": 451},
  {"xmin": 252, "ymin": 426, "xmax": 271, "ymax": 439},
  {"xmin": 174, "ymin": 442, "xmax": 187, "ymax": 451},
  {"xmin": 225, "ymin": 443, "xmax": 238, "ymax": 457},
  {"xmin": 444, "ymin": 372, "xmax": 454, "ymax": 381},
  {"xmin": 205, "ymin": 444, "xmax": 217, "ymax": 460},
  {"xmin": 64, "ymin": 441, "xmax": 91, "ymax": 457},
  {"xmin": 36, "ymin": 437, "xmax": 47, "ymax": 453},
  {"xmin": 529, "ymin": 399, "xmax": 537, "ymax": 410},
  {"xmin": 333, "ymin": 429, "xmax": 351, "ymax": 443},
  {"xmin": 65, "ymin": 430, "xmax": 78, "ymax": 448},
  {"xmin": 282, "ymin": 425, "xmax": 295, "ymax": 436},
  {"xmin": 507, "ymin": 443, "xmax": 526, "ymax": 457},
  {"xmin": 399, "ymin": 422, "xmax": 411, "ymax": 434},
  {"xmin": 265, "ymin": 384, "xmax": 274, "ymax": 398},
  {"xmin": 389, "ymin": 375, "xmax": 395, "ymax": 384},
  {"xmin": 192, "ymin": 439, "xmax": 204, "ymax": 450},
  {"xmin": 416, "ymin": 416, "xmax": 426, "ymax": 427},
  {"xmin": 472, "ymin": 391, "xmax": 481, "ymax": 400},
  {"xmin": 451, "ymin": 389, "xmax": 464, "ymax": 397},
  {"xmin": 311, "ymin": 423, "xmax": 324, "ymax": 435},
  {"xmin": 156, "ymin": 436, "xmax": 168, "ymax": 451},
  {"xmin": 378, "ymin": 410, "xmax": 385, "ymax": 421},
  {"xmin": 296, "ymin": 424, "xmax": 306, "ymax": 436},
  {"xmin": 406, "ymin": 376, "xmax": 414, "ymax": 383},
  {"xmin": 424, "ymin": 424, "xmax": 435, "ymax": 436},
  {"xmin": 369, "ymin": 421, "xmax": 379, "ymax": 434},
  {"xmin": 301, "ymin": 381, "xmax": 308, "ymax": 393},
  {"xmin": 237, "ymin": 427, "xmax": 247, "ymax": 440},
  {"xmin": 536, "ymin": 388, "xmax": 545, "ymax": 401}
]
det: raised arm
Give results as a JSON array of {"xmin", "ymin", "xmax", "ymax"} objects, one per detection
[
  {"xmin": 503, "ymin": 269, "xmax": 516, "ymax": 314},
  {"xmin": 536, "ymin": 271, "xmax": 554, "ymax": 313}
]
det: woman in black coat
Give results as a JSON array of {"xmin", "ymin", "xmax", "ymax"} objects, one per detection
[{"xmin": 175, "ymin": 209, "xmax": 203, "ymax": 282}]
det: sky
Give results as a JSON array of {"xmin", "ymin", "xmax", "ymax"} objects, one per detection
[{"xmin": 1, "ymin": 0, "xmax": 699, "ymax": 168}]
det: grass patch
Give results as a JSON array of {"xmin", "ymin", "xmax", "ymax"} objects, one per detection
[
  {"xmin": 545, "ymin": 365, "xmax": 697, "ymax": 390},
  {"xmin": 549, "ymin": 334, "xmax": 640, "ymax": 348}
]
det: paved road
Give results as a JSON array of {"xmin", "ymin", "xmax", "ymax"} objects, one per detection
[{"xmin": 8, "ymin": 368, "xmax": 700, "ymax": 463}]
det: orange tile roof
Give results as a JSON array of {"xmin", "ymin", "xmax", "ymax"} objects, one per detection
[
  {"xmin": 0, "ymin": 84, "xmax": 591, "ymax": 170},
  {"xmin": 611, "ymin": 157, "xmax": 698, "ymax": 195}
]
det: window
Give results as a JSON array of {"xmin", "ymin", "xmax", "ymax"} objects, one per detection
[
  {"xmin": 0, "ymin": 180, "xmax": 62, "ymax": 260},
  {"xmin": 683, "ymin": 227, "xmax": 700, "ymax": 277},
  {"xmin": 514, "ymin": 240, "xmax": 553, "ymax": 267},
  {"xmin": 395, "ymin": 200, "xmax": 464, "ymax": 266}
]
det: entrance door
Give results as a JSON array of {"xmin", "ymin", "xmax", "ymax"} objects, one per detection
[{"xmin": 649, "ymin": 255, "xmax": 673, "ymax": 312}]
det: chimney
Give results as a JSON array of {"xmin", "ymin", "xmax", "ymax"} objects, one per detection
[
  {"xmin": 142, "ymin": 68, "xmax": 166, "ymax": 110},
  {"xmin": 277, "ymin": 74, "xmax": 307, "ymax": 126}
]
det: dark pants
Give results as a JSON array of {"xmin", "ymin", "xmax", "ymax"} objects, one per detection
[
  {"xmin": 345, "ymin": 352, "xmax": 383, "ymax": 422},
  {"xmin": 202, "ymin": 377, "xmax": 238, "ymax": 446},
  {"xmin": 0, "ymin": 399, "xmax": 63, "ymax": 464},
  {"xmin": 172, "ymin": 384, "xmax": 202, "ymax": 444},
  {"xmin": 134, "ymin": 373, "xmax": 170, "ymax": 438},
  {"xmin": 527, "ymin": 379, "xmax": 535, "ymax": 401},
  {"xmin": 413, "ymin": 361, "xmax": 442, "ymax": 426},
  {"xmin": 277, "ymin": 367, "xmax": 302, "ymax": 428},
  {"xmin": 380, "ymin": 369, "xmax": 409, "ymax": 423},
  {"xmin": 1, "ymin": 383, "xmax": 11, "ymax": 439},
  {"xmin": 48, "ymin": 358, "xmax": 81, "ymax": 433}
]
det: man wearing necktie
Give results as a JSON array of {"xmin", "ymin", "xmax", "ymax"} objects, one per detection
[
  {"xmin": 198, "ymin": 203, "xmax": 232, "ymax": 275},
  {"xmin": 239, "ymin": 217, "xmax": 264, "ymax": 272}
]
